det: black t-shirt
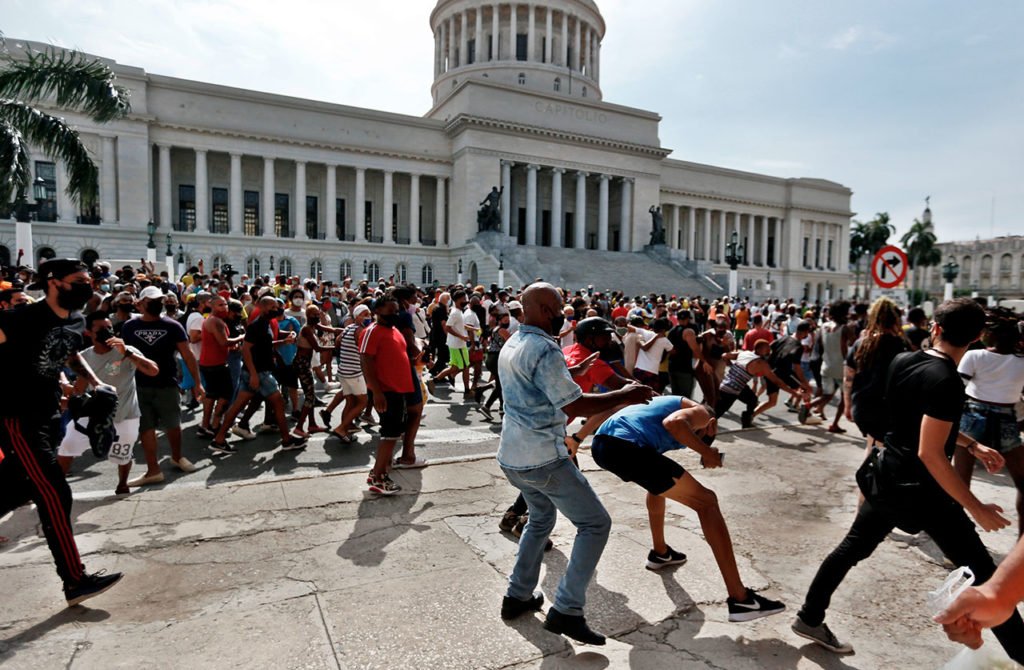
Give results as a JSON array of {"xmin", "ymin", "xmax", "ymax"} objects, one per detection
[
  {"xmin": 0, "ymin": 301, "xmax": 85, "ymax": 423},
  {"xmin": 667, "ymin": 324, "xmax": 696, "ymax": 372},
  {"xmin": 905, "ymin": 325, "xmax": 929, "ymax": 350},
  {"xmin": 846, "ymin": 333, "xmax": 909, "ymax": 436},
  {"xmin": 121, "ymin": 316, "xmax": 188, "ymax": 388},
  {"xmin": 769, "ymin": 336, "xmax": 803, "ymax": 376},
  {"xmin": 245, "ymin": 317, "xmax": 276, "ymax": 373},
  {"xmin": 881, "ymin": 350, "xmax": 965, "ymax": 487}
]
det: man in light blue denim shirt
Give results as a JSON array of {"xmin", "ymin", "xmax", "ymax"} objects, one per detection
[{"xmin": 497, "ymin": 283, "xmax": 653, "ymax": 645}]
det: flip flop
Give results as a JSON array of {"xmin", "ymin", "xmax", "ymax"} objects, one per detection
[
  {"xmin": 330, "ymin": 430, "xmax": 355, "ymax": 444},
  {"xmin": 393, "ymin": 456, "xmax": 428, "ymax": 469}
]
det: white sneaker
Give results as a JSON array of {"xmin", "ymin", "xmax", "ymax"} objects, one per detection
[
  {"xmin": 803, "ymin": 415, "xmax": 824, "ymax": 426},
  {"xmin": 255, "ymin": 423, "xmax": 277, "ymax": 434},
  {"xmin": 231, "ymin": 425, "xmax": 257, "ymax": 440},
  {"xmin": 171, "ymin": 457, "xmax": 197, "ymax": 473}
]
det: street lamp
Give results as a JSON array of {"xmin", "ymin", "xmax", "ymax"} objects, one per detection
[
  {"xmin": 498, "ymin": 253, "xmax": 505, "ymax": 289},
  {"xmin": 145, "ymin": 220, "xmax": 157, "ymax": 263},
  {"xmin": 457, "ymin": 258, "xmax": 464, "ymax": 285},
  {"xmin": 176, "ymin": 244, "xmax": 185, "ymax": 279},
  {"xmin": 362, "ymin": 259, "xmax": 368, "ymax": 281},
  {"xmin": 724, "ymin": 231, "xmax": 744, "ymax": 298},
  {"xmin": 12, "ymin": 178, "xmax": 47, "ymax": 264},
  {"xmin": 941, "ymin": 256, "xmax": 959, "ymax": 302},
  {"xmin": 765, "ymin": 270, "xmax": 772, "ymax": 294},
  {"xmin": 825, "ymin": 280, "xmax": 833, "ymax": 304},
  {"xmin": 270, "ymin": 255, "xmax": 275, "ymax": 272},
  {"xmin": 165, "ymin": 233, "xmax": 175, "ymax": 282}
]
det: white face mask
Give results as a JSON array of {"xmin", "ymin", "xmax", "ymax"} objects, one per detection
[
  {"xmin": 292, "ymin": 298, "xmax": 304, "ymax": 308},
  {"xmin": 407, "ymin": 304, "xmax": 417, "ymax": 315}
]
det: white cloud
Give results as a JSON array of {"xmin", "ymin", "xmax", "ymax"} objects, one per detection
[{"xmin": 827, "ymin": 25, "xmax": 896, "ymax": 52}]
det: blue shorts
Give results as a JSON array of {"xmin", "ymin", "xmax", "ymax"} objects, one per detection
[
  {"xmin": 960, "ymin": 400, "xmax": 1021, "ymax": 453},
  {"xmin": 243, "ymin": 371, "xmax": 281, "ymax": 399}
]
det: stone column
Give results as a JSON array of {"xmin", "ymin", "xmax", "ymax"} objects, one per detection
[
  {"xmin": 326, "ymin": 164, "xmax": 338, "ymax": 240},
  {"xmin": 491, "ymin": 5, "xmax": 499, "ymax": 60},
  {"xmin": 527, "ymin": 4, "xmax": 536, "ymax": 62},
  {"xmin": 434, "ymin": 27, "xmax": 441, "ymax": 76},
  {"xmin": 475, "ymin": 8, "xmax": 483, "ymax": 64},
  {"xmin": 460, "ymin": 12, "xmax": 468, "ymax": 67},
  {"xmin": 760, "ymin": 216, "xmax": 770, "ymax": 266},
  {"xmin": 597, "ymin": 174, "xmax": 610, "ymax": 251},
  {"xmin": 383, "ymin": 170, "xmax": 394, "ymax": 244},
  {"xmin": 670, "ymin": 204, "xmax": 680, "ymax": 250},
  {"xmin": 550, "ymin": 168, "xmax": 564, "ymax": 248},
  {"xmin": 545, "ymin": 7, "xmax": 553, "ymax": 63},
  {"xmin": 619, "ymin": 178, "xmax": 632, "ymax": 252},
  {"xmin": 500, "ymin": 160, "xmax": 512, "ymax": 235},
  {"xmin": 262, "ymin": 157, "xmax": 274, "ymax": 238},
  {"xmin": 574, "ymin": 171, "xmax": 587, "ymax": 249},
  {"xmin": 509, "ymin": 5, "xmax": 517, "ymax": 60},
  {"xmin": 687, "ymin": 207, "xmax": 696, "ymax": 257},
  {"xmin": 229, "ymin": 153, "xmax": 243, "ymax": 235},
  {"xmin": 573, "ymin": 17, "xmax": 581, "ymax": 71},
  {"xmin": 561, "ymin": 11, "xmax": 568, "ymax": 66},
  {"xmin": 448, "ymin": 16, "xmax": 456, "ymax": 67},
  {"xmin": 158, "ymin": 144, "xmax": 172, "ymax": 229},
  {"xmin": 744, "ymin": 214, "xmax": 753, "ymax": 266},
  {"xmin": 703, "ymin": 209, "xmax": 712, "ymax": 261},
  {"xmin": 774, "ymin": 218, "xmax": 782, "ymax": 267},
  {"xmin": 409, "ymin": 173, "xmax": 420, "ymax": 245},
  {"xmin": 100, "ymin": 135, "xmax": 118, "ymax": 223},
  {"xmin": 294, "ymin": 161, "xmax": 307, "ymax": 240},
  {"xmin": 594, "ymin": 29, "xmax": 600, "ymax": 82},
  {"xmin": 719, "ymin": 212, "xmax": 727, "ymax": 262},
  {"xmin": 583, "ymin": 24, "xmax": 591, "ymax": 76},
  {"xmin": 435, "ymin": 176, "xmax": 446, "ymax": 245},
  {"xmin": 354, "ymin": 167, "xmax": 366, "ymax": 243},
  {"xmin": 525, "ymin": 164, "xmax": 538, "ymax": 246},
  {"xmin": 194, "ymin": 149, "xmax": 208, "ymax": 232}
]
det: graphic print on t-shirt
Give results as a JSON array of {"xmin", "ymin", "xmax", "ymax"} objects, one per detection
[
  {"xmin": 36, "ymin": 324, "xmax": 80, "ymax": 379},
  {"xmin": 132, "ymin": 328, "xmax": 169, "ymax": 346}
]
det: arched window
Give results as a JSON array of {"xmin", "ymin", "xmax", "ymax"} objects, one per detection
[
  {"xmin": 553, "ymin": 77, "xmax": 561, "ymax": 92},
  {"xmin": 37, "ymin": 246, "xmax": 56, "ymax": 264},
  {"xmin": 0, "ymin": 246, "xmax": 9, "ymax": 267},
  {"xmin": 310, "ymin": 259, "xmax": 324, "ymax": 279},
  {"xmin": 80, "ymin": 249, "xmax": 99, "ymax": 267},
  {"xmin": 368, "ymin": 262, "xmax": 380, "ymax": 283},
  {"xmin": 1000, "ymin": 253, "xmax": 1012, "ymax": 273},
  {"xmin": 396, "ymin": 263, "xmax": 407, "ymax": 283},
  {"xmin": 211, "ymin": 254, "xmax": 227, "ymax": 272},
  {"xmin": 340, "ymin": 260, "xmax": 352, "ymax": 280},
  {"xmin": 246, "ymin": 257, "xmax": 261, "ymax": 277},
  {"xmin": 279, "ymin": 258, "xmax": 293, "ymax": 277},
  {"xmin": 981, "ymin": 254, "xmax": 993, "ymax": 273},
  {"xmin": 517, "ymin": 72, "xmax": 526, "ymax": 85},
  {"xmin": 421, "ymin": 264, "xmax": 434, "ymax": 285}
]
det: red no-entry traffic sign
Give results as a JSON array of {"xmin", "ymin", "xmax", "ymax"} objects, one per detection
[{"xmin": 871, "ymin": 245, "xmax": 909, "ymax": 289}]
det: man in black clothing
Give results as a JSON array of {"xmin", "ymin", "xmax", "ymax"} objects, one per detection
[
  {"xmin": 905, "ymin": 307, "xmax": 930, "ymax": 351},
  {"xmin": 0, "ymin": 259, "xmax": 123, "ymax": 606},
  {"xmin": 792, "ymin": 299, "xmax": 1023, "ymax": 662},
  {"xmin": 754, "ymin": 320, "xmax": 813, "ymax": 418},
  {"xmin": 666, "ymin": 310, "xmax": 701, "ymax": 398}
]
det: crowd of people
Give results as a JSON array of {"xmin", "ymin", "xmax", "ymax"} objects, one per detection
[{"xmin": 1, "ymin": 256, "xmax": 1022, "ymax": 661}]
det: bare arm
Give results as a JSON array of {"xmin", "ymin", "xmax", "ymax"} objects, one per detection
[
  {"xmin": 562, "ymin": 383, "xmax": 654, "ymax": 419},
  {"xmin": 662, "ymin": 405, "xmax": 721, "ymax": 467},
  {"xmin": 66, "ymin": 351, "xmax": 102, "ymax": 388},
  {"xmin": 176, "ymin": 341, "xmax": 204, "ymax": 395},
  {"xmin": 640, "ymin": 332, "xmax": 662, "ymax": 352}
]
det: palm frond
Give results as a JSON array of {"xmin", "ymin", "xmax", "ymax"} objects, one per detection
[
  {"xmin": 0, "ymin": 100, "xmax": 98, "ymax": 207},
  {"xmin": 0, "ymin": 47, "xmax": 131, "ymax": 122},
  {"xmin": 0, "ymin": 118, "xmax": 31, "ymax": 205}
]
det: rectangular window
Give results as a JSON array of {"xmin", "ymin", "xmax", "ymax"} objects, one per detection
[
  {"xmin": 211, "ymin": 187, "xmax": 229, "ymax": 234},
  {"xmin": 541, "ymin": 210, "xmax": 551, "ymax": 246},
  {"xmin": 178, "ymin": 185, "xmax": 196, "ymax": 232},
  {"xmin": 564, "ymin": 212, "xmax": 574, "ymax": 248},
  {"xmin": 365, "ymin": 200, "xmax": 374, "ymax": 241},
  {"xmin": 34, "ymin": 161, "xmax": 57, "ymax": 222},
  {"xmin": 516, "ymin": 207, "xmax": 526, "ymax": 245},
  {"xmin": 516, "ymin": 34, "xmax": 527, "ymax": 61},
  {"xmin": 468, "ymin": 39, "xmax": 476, "ymax": 65},
  {"xmin": 827, "ymin": 240, "xmax": 834, "ymax": 270},
  {"xmin": 243, "ymin": 190, "xmax": 259, "ymax": 236},
  {"xmin": 802, "ymin": 237, "xmax": 809, "ymax": 268},
  {"xmin": 274, "ymin": 193, "xmax": 290, "ymax": 237},
  {"xmin": 767, "ymin": 237, "xmax": 776, "ymax": 267},
  {"xmin": 306, "ymin": 195, "xmax": 318, "ymax": 239},
  {"xmin": 489, "ymin": 35, "xmax": 496, "ymax": 60},
  {"xmin": 815, "ymin": 239, "xmax": 822, "ymax": 269},
  {"xmin": 541, "ymin": 37, "xmax": 547, "ymax": 63},
  {"xmin": 336, "ymin": 198, "xmax": 347, "ymax": 240},
  {"xmin": 392, "ymin": 203, "xmax": 399, "ymax": 243}
]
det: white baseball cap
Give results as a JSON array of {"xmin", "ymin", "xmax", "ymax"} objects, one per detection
[
  {"xmin": 507, "ymin": 300, "xmax": 523, "ymax": 310},
  {"xmin": 139, "ymin": 286, "xmax": 164, "ymax": 301}
]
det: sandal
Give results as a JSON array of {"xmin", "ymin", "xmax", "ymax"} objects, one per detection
[{"xmin": 308, "ymin": 425, "xmax": 328, "ymax": 434}]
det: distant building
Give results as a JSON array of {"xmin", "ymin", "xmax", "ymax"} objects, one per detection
[
  {"xmin": 2, "ymin": 0, "xmax": 852, "ymax": 298},
  {"xmin": 924, "ymin": 236, "xmax": 1024, "ymax": 299}
]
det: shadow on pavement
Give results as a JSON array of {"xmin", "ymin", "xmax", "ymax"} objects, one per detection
[
  {"xmin": 335, "ymin": 469, "xmax": 431, "ymax": 567},
  {"xmin": 0, "ymin": 606, "xmax": 109, "ymax": 665}
]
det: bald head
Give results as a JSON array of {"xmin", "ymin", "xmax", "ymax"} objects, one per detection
[{"xmin": 522, "ymin": 282, "xmax": 563, "ymax": 334}]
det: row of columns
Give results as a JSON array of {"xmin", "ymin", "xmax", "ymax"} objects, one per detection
[
  {"xmin": 805, "ymin": 221, "xmax": 844, "ymax": 271},
  {"xmin": 154, "ymin": 145, "xmax": 447, "ymax": 245},
  {"xmin": 664, "ymin": 205, "xmax": 783, "ymax": 267},
  {"xmin": 435, "ymin": 4, "xmax": 600, "ymax": 79},
  {"xmin": 499, "ymin": 160, "xmax": 631, "ymax": 251}
]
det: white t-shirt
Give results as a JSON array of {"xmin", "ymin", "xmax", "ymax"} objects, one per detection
[
  {"xmin": 508, "ymin": 315, "xmax": 520, "ymax": 335},
  {"xmin": 635, "ymin": 329, "xmax": 673, "ymax": 374},
  {"xmin": 959, "ymin": 349, "xmax": 1024, "ymax": 405},
  {"xmin": 463, "ymin": 308, "xmax": 481, "ymax": 343},
  {"xmin": 186, "ymin": 312, "xmax": 205, "ymax": 360},
  {"xmin": 446, "ymin": 308, "xmax": 467, "ymax": 349}
]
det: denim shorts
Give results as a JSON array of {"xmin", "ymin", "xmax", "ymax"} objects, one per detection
[
  {"xmin": 960, "ymin": 400, "xmax": 1021, "ymax": 453},
  {"xmin": 244, "ymin": 371, "xmax": 281, "ymax": 399}
]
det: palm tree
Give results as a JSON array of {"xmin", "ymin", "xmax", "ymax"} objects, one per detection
[
  {"xmin": 848, "ymin": 220, "xmax": 869, "ymax": 298},
  {"xmin": 901, "ymin": 215, "xmax": 938, "ymax": 303},
  {"xmin": 0, "ymin": 38, "xmax": 131, "ymax": 212},
  {"xmin": 849, "ymin": 213, "xmax": 894, "ymax": 298}
]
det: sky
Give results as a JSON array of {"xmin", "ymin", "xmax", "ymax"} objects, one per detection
[{"xmin": 5, "ymin": 0, "xmax": 1022, "ymax": 244}]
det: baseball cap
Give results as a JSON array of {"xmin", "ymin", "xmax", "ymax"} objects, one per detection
[
  {"xmin": 507, "ymin": 300, "xmax": 523, "ymax": 310},
  {"xmin": 353, "ymin": 304, "xmax": 370, "ymax": 318},
  {"xmin": 139, "ymin": 286, "xmax": 164, "ymax": 301},
  {"xmin": 575, "ymin": 317, "xmax": 615, "ymax": 341},
  {"xmin": 27, "ymin": 259, "xmax": 87, "ymax": 290}
]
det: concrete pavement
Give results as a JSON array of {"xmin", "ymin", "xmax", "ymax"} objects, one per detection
[{"xmin": 2, "ymin": 422, "xmax": 1021, "ymax": 669}]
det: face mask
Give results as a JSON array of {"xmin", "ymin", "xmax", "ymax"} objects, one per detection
[
  {"xmin": 549, "ymin": 314, "xmax": 565, "ymax": 336},
  {"xmin": 500, "ymin": 319, "xmax": 510, "ymax": 328},
  {"xmin": 616, "ymin": 327, "xmax": 628, "ymax": 336},
  {"xmin": 407, "ymin": 304, "xmax": 417, "ymax": 315},
  {"xmin": 361, "ymin": 318, "xmax": 372, "ymax": 327},
  {"xmin": 100, "ymin": 284, "xmax": 110, "ymax": 292},
  {"xmin": 117, "ymin": 302, "xmax": 133, "ymax": 312},
  {"xmin": 165, "ymin": 304, "xmax": 177, "ymax": 314},
  {"xmin": 56, "ymin": 281, "xmax": 94, "ymax": 311},
  {"xmin": 94, "ymin": 328, "xmax": 114, "ymax": 344},
  {"xmin": 145, "ymin": 299, "xmax": 165, "ymax": 316},
  {"xmin": 201, "ymin": 306, "xmax": 212, "ymax": 314},
  {"xmin": 292, "ymin": 298, "xmax": 304, "ymax": 308},
  {"xmin": 379, "ymin": 313, "xmax": 399, "ymax": 328}
]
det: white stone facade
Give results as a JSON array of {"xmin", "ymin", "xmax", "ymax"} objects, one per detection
[
  {"xmin": 2, "ymin": 0, "xmax": 852, "ymax": 299},
  {"xmin": 923, "ymin": 236, "xmax": 1024, "ymax": 299}
]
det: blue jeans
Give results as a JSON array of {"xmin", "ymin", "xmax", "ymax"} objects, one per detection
[{"xmin": 501, "ymin": 458, "xmax": 611, "ymax": 616}]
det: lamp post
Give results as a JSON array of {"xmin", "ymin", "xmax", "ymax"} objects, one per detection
[
  {"xmin": 724, "ymin": 231, "xmax": 744, "ymax": 299},
  {"xmin": 941, "ymin": 256, "xmax": 959, "ymax": 302},
  {"xmin": 12, "ymin": 177, "xmax": 46, "ymax": 266},
  {"xmin": 165, "ymin": 233, "xmax": 175, "ymax": 283},
  {"xmin": 498, "ymin": 253, "xmax": 505, "ymax": 288},
  {"xmin": 457, "ymin": 258, "xmax": 464, "ymax": 285},
  {"xmin": 176, "ymin": 244, "xmax": 185, "ymax": 279},
  {"xmin": 362, "ymin": 259, "xmax": 368, "ymax": 281},
  {"xmin": 145, "ymin": 220, "xmax": 157, "ymax": 264},
  {"xmin": 765, "ymin": 270, "xmax": 772, "ymax": 295},
  {"xmin": 825, "ymin": 280, "xmax": 833, "ymax": 304},
  {"xmin": 269, "ymin": 255, "xmax": 275, "ymax": 272}
]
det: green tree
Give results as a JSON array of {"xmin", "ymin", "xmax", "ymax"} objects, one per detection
[
  {"xmin": 849, "ymin": 213, "xmax": 894, "ymax": 298},
  {"xmin": 0, "ymin": 39, "xmax": 131, "ymax": 211},
  {"xmin": 848, "ymin": 220, "xmax": 869, "ymax": 298},
  {"xmin": 901, "ymin": 215, "xmax": 939, "ymax": 304}
]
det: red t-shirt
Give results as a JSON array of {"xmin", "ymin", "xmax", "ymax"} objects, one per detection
[
  {"xmin": 563, "ymin": 343, "xmax": 614, "ymax": 393},
  {"xmin": 358, "ymin": 323, "xmax": 414, "ymax": 393},
  {"xmin": 743, "ymin": 327, "xmax": 774, "ymax": 351},
  {"xmin": 199, "ymin": 318, "xmax": 229, "ymax": 366},
  {"xmin": 611, "ymin": 305, "xmax": 629, "ymax": 320}
]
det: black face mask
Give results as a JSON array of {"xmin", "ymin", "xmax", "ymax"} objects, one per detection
[
  {"xmin": 165, "ymin": 304, "xmax": 177, "ymax": 314},
  {"xmin": 549, "ymin": 314, "xmax": 565, "ymax": 336},
  {"xmin": 379, "ymin": 313, "xmax": 400, "ymax": 328},
  {"xmin": 144, "ymin": 299, "xmax": 165, "ymax": 316},
  {"xmin": 94, "ymin": 328, "xmax": 114, "ymax": 345},
  {"xmin": 56, "ymin": 282, "xmax": 93, "ymax": 311}
]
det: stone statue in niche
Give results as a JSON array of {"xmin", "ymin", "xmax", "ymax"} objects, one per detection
[
  {"xmin": 477, "ymin": 186, "xmax": 504, "ymax": 232},
  {"xmin": 648, "ymin": 205, "xmax": 666, "ymax": 245}
]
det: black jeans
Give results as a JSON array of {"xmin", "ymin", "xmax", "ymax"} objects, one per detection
[
  {"xmin": 0, "ymin": 417, "xmax": 85, "ymax": 585},
  {"xmin": 798, "ymin": 496, "xmax": 1024, "ymax": 663},
  {"xmin": 714, "ymin": 387, "xmax": 758, "ymax": 419},
  {"xmin": 484, "ymin": 352, "xmax": 503, "ymax": 410}
]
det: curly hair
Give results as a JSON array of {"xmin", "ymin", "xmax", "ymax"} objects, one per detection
[
  {"xmin": 983, "ymin": 306, "xmax": 1023, "ymax": 356},
  {"xmin": 854, "ymin": 297, "xmax": 907, "ymax": 369}
]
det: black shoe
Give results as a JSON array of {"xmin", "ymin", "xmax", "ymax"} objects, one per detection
[
  {"xmin": 474, "ymin": 388, "xmax": 485, "ymax": 403},
  {"xmin": 498, "ymin": 509, "xmax": 519, "ymax": 533},
  {"xmin": 543, "ymin": 609, "xmax": 606, "ymax": 645},
  {"xmin": 501, "ymin": 591, "xmax": 544, "ymax": 620},
  {"xmin": 740, "ymin": 410, "xmax": 754, "ymax": 428},
  {"xmin": 319, "ymin": 409, "xmax": 332, "ymax": 426},
  {"xmin": 645, "ymin": 545, "xmax": 688, "ymax": 571},
  {"xmin": 209, "ymin": 440, "xmax": 237, "ymax": 455},
  {"xmin": 64, "ymin": 570, "xmax": 123, "ymax": 606},
  {"xmin": 727, "ymin": 588, "xmax": 786, "ymax": 622}
]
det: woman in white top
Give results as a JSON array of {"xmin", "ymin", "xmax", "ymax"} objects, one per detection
[{"xmin": 956, "ymin": 307, "xmax": 1024, "ymax": 536}]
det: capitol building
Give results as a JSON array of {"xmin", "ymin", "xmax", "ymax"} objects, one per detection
[{"xmin": 2, "ymin": 0, "xmax": 853, "ymax": 300}]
